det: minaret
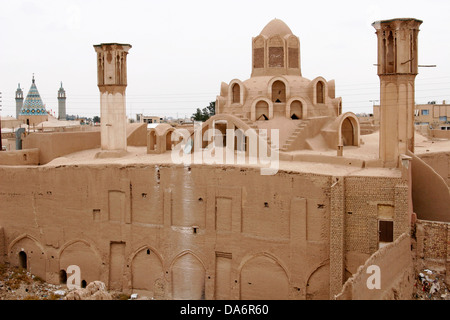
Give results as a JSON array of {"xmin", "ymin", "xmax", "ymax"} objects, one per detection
[
  {"xmin": 15, "ymin": 83, "xmax": 23, "ymax": 119},
  {"xmin": 93, "ymin": 43, "xmax": 132, "ymax": 153},
  {"xmin": 57, "ymin": 82, "xmax": 66, "ymax": 120},
  {"xmin": 372, "ymin": 18, "xmax": 422, "ymax": 167}
]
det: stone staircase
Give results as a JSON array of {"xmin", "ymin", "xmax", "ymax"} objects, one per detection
[
  {"xmin": 280, "ymin": 120, "xmax": 310, "ymax": 152},
  {"xmin": 233, "ymin": 113, "xmax": 279, "ymax": 153}
]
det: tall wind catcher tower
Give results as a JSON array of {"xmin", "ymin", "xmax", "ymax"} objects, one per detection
[
  {"xmin": 372, "ymin": 18, "xmax": 422, "ymax": 167},
  {"xmin": 94, "ymin": 43, "xmax": 132, "ymax": 154}
]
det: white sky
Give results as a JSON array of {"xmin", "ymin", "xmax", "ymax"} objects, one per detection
[{"xmin": 1, "ymin": 0, "xmax": 449, "ymax": 119}]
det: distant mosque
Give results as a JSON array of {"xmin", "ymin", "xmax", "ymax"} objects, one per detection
[{"xmin": 15, "ymin": 75, "xmax": 66, "ymax": 125}]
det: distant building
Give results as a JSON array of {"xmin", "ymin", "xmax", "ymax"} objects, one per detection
[
  {"xmin": 136, "ymin": 113, "xmax": 164, "ymax": 124},
  {"xmin": 17, "ymin": 75, "xmax": 48, "ymax": 126},
  {"xmin": 373, "ymin": 101, "xmax": 450, "ymax": 129},
  {"xmin": 58, "ymin": 82, "xmax": 67, "ymax": 120}
]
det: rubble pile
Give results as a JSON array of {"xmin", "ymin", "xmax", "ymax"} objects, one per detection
[
  {"xmin": 413, "ymin": 268, "xmax": 450, "ymax": 300},
  {"xmin": 0, "ymin": 264, "xmax": 133, "ymax": 300}
]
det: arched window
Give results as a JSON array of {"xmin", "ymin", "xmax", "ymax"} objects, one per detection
[
  {"xmin": 316, "ymin": 81, "xmax": 324, "ymax": 104},
  {"xmin": 19, "ymin": 251, "xmax": 27, "ymax": 269},
  {"xmin": 81, "ymin": 280, "xmax": 87, "ymax": 288},
  {"xmin": 290, "ymin": 100, "xmax": 302, "ymax": 119},
  {"xmin": 272, "ymin": 81, "xmax": 286, "ymax": 103},
  {"xmin": 342, "ymin": 118, "xmax": 354, "ymax": 146},
  {"xmin": 256, "ymin": 101, "xmax": 269, "ymax": 121},
  {"xmin": 232, "ymin": 83, "xmax": 240, "ymax": 104},
  {"xmin": 386, "ymin": 31, "xmax": 395, "ymax": 74}
]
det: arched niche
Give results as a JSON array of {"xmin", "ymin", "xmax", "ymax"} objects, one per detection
[
  {"xmin": 268, "ymin": 35, "xmax": 285, "ymax": 68},
  {"xmin": 339, "ymin": 113, "xmax": 360, "ymax": 147},
  {"xmin": 171, "ymin": 251, "xmax": 206, "ymax": 300},
  {"xmin": 311, "ymin": 77, "xmax": 328, "ymax": 105},
  {"xmin": 8, "ymin": 234, "xmax": 46, "ymax": 279},
  {"xmin": 130, "ymin": 246, "xmax": 165, "ymax": 299},
  {"xmin": 306, "ymin": 263, "xmax": 330, "ymax": 300},
  {"xmin": 253, "ymin": 35, "xmax": 265, "ymax": 69},
  {"xmin": 251, "ymin": 98, "xmax": 273, "ymax": 121},
  {"xmin": 239, "ymin": 253, "xmax": 289, "ymax": 300},
  {"xmin": 228, "ymin": 79, "xmax": 245, "ymax": 105},
  {"xmin": 58, "ymin": 240, "xmax": 103, "ymax": 287},
  {"xmin": 286, "ymin": 97, "xmax": 308, "ymax": 119}
]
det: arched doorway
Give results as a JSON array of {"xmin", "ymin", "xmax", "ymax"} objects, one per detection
[
  {"xmin": 19, "ymin": 251, "xmax": 27, "ymax": 269},
  {"xmin": 316, "ymin": 81, "xmax": 324, "ymax": 104},
  {"xmin": 342, "ymin": 117, "xmax": 354, "ymax": 146},
  {"xmin": 232, "ymin": 83, "xmax": 240, "ymax": 103},
  {"xmin": 290, "ymin": 100, "xmax": 302, "ymax": 119},
  {"xmin": 255, "ymin": 101, "xmax": 269, "ymax": 121},
  {"xmin": 272, "ymin": 81, "xmax": 286, "ymax": 103}
]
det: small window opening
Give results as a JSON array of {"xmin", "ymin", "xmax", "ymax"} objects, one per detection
[
  {"xmin": 81, "ymin": 280, "xmax": 87, "ymax": 288},
  {"xmin": 264, "ymin": 202, "xmax": 269, "ymax": 207},
  {"xmin": 59, "ymin": 270, "xmax": 67, "ymax": 284},
  {"xmin": 317, "ymin": 204, "xmax": 325, "ymax": 209},
  {"xmin": 18, "ymin": 251, "xmax": 27, "ymax": 269},
  {"xmin": 147, "ymin": 249, "xmax": 150, "ymax": 255}
]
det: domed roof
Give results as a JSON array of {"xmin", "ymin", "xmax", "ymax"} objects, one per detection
[
  {"xmin": 19, "ymin": 76, "xmax": 48, "ymax": 116},
  {"xmin": 260, "ymin": 19, "xmax": 293, "ymax": 37}
]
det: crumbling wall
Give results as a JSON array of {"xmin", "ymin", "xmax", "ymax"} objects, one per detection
[
  {"xmin": 415, "ymin": 219, "xmax": 450, "ymax": 285},
  {"xmin": 0, "ymin": 163, "xmax": 410, "ymax": 300},
  {"xmin": 335, "ymin": 233, "xmax": 415, "ymax": 300}
]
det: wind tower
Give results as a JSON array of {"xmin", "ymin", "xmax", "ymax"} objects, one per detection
[
  {"xmin": 372, "ymin": 18, "xmax": 422, "ymax": 167},
  {"xmin": 93, "ymin": 43, "xmax": 132, "ymax": 154}
]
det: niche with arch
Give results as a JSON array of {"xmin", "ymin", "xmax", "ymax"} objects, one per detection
[
  {"xmin": 171, "ymin": 252, "xmax": 205, "ymax": 300},
  {"xmin": 290, "ymin": 100, "xmax": 303, "ymax": 119},
  {"xmin": 131, "ymin": 247, "xmax": 165, "ymax": 298},
  {"xmin": 240, "ymin": 254, "xmax": 289, "ymax": 300},
  {"xmin": 255, "ymin": 101, "xmax": 270, "ymax": 121},
  {"xmin": 272, "ymin": 80, "xmax": 286, "ymax": 103}
]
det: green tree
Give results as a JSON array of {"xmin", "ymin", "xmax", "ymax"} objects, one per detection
[{"xmin": 192, "ymin": 101, "xmax": 215, "ymax": 121}]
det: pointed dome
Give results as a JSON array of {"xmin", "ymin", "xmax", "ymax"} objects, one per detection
[
  {"xmin": 260, "ymin": 19, "xmax": 293, "ymax": 37},
  {"xmin": 20, "ymin": 76, "xmax": 48, "ymax": 116}
]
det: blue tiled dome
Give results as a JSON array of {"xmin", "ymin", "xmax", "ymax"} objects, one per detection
[{"xmin": 19, "ymin": 76, "xmax": 48, "ymax": 116}]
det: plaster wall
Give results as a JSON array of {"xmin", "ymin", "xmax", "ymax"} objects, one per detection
[
  {"xmin": 0, "ymin": 163, "xmax": 410, "ymax": 299},
  {"xmin": 100, "ymin": 92, "xmax": 127, "ymax": 150},
  {"xmin": 22, "ymin": 131, "xmax": 101, "ymax": 165},
  {"xmin": 335, "ymin": 233, "xmax": 414, "ymax": 300}
]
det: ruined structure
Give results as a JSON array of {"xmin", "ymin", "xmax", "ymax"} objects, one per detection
[{"xmin": 0, "ymin": 18, "xmax": 449, "ymax": 300}]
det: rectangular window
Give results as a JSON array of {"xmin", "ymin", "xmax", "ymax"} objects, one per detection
[
  {"xmin": 439, "ymin": 116, "xmax": 447, "ymax": 122},
  {"xmin": 421, "ymin": 109, "xmax": 429, "ymax": 115}
]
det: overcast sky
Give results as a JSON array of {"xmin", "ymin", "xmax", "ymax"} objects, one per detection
[{"xmin": 1, "ymin": 0, "xmax": 449, "ymax": 119}]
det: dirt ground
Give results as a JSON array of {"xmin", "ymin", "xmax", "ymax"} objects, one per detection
[
  {"xmin": 0, "ymin": 264, "xmax": 131, "ymax": 300},
  {"xmin": 1, "ymin": 262, "xmax": 448, "ymax": 300}
]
